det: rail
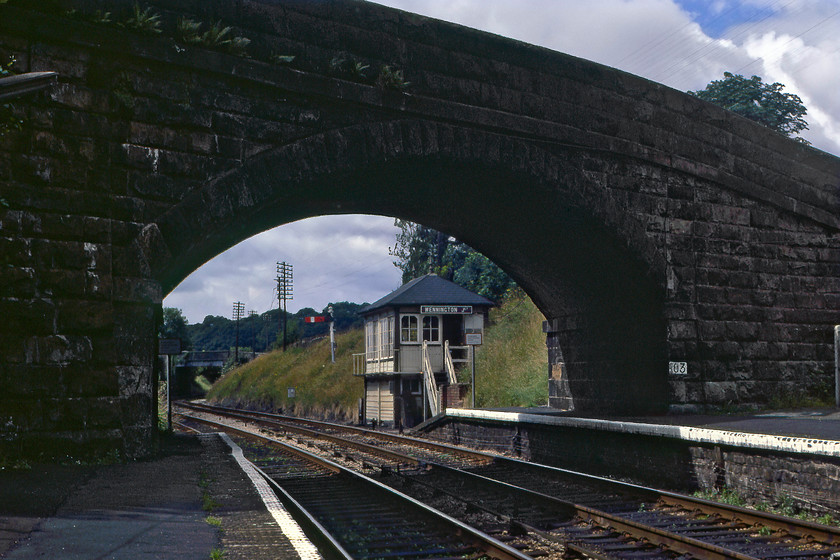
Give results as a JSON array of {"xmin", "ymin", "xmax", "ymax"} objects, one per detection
[
  {"xmin": 178, "ymin": 402, "xmax": 840, "ymax": 560},
  {"xmin": 179, "ymin": 411, "xmax": 533, "ymax": 560}
]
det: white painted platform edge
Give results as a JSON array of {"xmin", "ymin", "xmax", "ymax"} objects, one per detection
[
  {"xmin": 445, "ymin": 409, "xmax": 840, "ymax": 458},
  {"xmin": 218, "ymin": 432, "xmax": 323, "ymax": 560}
]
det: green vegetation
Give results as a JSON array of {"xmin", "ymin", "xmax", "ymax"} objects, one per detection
[
  {"xmin": 202, "ymin": 491, "xmax": 220, "ymax": 512},
  {"xmin": 818, "ymin": 514, "xmax": 836, "ymax": 526},
  {"xmin": 176, "ymin": 18, "xmax": 251, "ymax": 56},
  {"xmin": 330, "ymin": 55, "xmax": 370, "ymax": 80},
  {"xmin": 757, "ymin": 525, "xmax": 773, "ymax": 536},
  {"xmin": 466, "ymin": 290, "xmax": 548, "ymax": 408},
  {"xmin": 689, "ymin": 72, "xmax": 808, "ymax": 142},
  {"xmin": 207, "ymin": 290, "xmax": 547, "ymax": 415},
  {"xmin": 122, "ymin": 3, "xmax": 162, "ymax": 34},
  {"xmin": 166, "ymin": 301, "xmax": 365, "ymax": 353},
  {"xmin": 768, "ymin": 377, "xmax": 834, "ymax": 409},
  {"xmin": 693, "ymin": 487, "xmax": 747, "ymax": 507},
  {"xmin": 376, "ymin": 65, "xmax": 410, "ymax": 90},
  {"xmin": 390, "ymin": 220, "xmax": 515, "ymax": 302},
  {"xmin": 205, "ymin": 515, "xmax": 222, "ymax": 528},
  {"xmin": 207, "ymin": 330, "xmax": 365, "ymax": 421},
  {"xmin": 695, "ymin": 488, "xmax": 840, "ymax": 527},
  {"xmin": 209, "ymin": 548, "xmax": 226, "ymax": 560}
]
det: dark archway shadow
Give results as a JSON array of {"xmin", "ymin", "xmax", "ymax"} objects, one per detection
[{"xmin": 136, "ymin": 120, "xmax": 669, "ymax": 414}]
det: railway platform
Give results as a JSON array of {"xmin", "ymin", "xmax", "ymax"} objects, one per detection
[
  {"xmin": 497, "ymin": 406, "xmax": 840, "ymax": 440},
  {"xmin": 2, "ymin": 408, "xmax": 838, "ymax": 559},
  {"xmin": 0, "ymin": 433, "xmax": 313, "ymax": 560}
]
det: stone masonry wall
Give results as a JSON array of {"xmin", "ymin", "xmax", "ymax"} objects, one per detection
[
  {"xmin": 0, "ymin": 0, "xmax": 838, "ymax": 457},
  {"xmin": 428, "ymin": 418, "xmax": 840, "ymax": 515}
]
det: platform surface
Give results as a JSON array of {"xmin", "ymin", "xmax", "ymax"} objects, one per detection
[
  {"xmin": 499, "ymin": 406, "xmax": 840, "ymax": 440},
  {"xmin": 0, "ymin": 434, "xmax": 311, "ymax": 560}
]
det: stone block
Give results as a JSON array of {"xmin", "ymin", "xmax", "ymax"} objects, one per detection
[
  {"xmin": 117, "ymin": 365, "xmax": 153, "ymax": 399},
  {"xmin": 703, "ymin": 381, "xmax": 737, "ymax": 403},
  {"xmin": 120, "ymin": 393, "xmax": 154, "ymax": 426},
  {"xmin": 667, "ymin": 320, "xmax": 697, "ymax": 340},
  {"xmin": 24, "ymin": 335, "xmax": 93, "ymax": 366},
  {"xmin": 57, "ymin": 300, "xmax": 115, "ymax": 333},
  {"xmin": 0, "ymin": 298, "xmax": 56, "ymax": 336},
  {"xmin": 64, "ymin": 365, "xmax": 119, "ymax": 397},
  {"xmin": 87, "ymin": 397, "xmax": 123, "ymax": 429}
]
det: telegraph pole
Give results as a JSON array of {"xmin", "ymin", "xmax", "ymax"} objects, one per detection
[
  {"xmin": 248, "ymin": 310, "xmax": 257, "ymax": 354},
  {"xmin": 232, "ymin": 301, "xmax": 244, "ymax": 364},
  {"xmin": 328, "ymin": 305, "xmax": 336, "ymax": 363},
  {"xmin": 276, "ymin": 262, "xmax": 293, "ymax": 351}
]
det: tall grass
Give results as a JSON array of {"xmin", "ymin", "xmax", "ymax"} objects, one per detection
[
  {"xmin": 207, "ymin": 330, "xmax": 364, "ymax": 422},
  {"xmin": 462, "ymin": 290, "xmax": 548, "ymax": 408},
  {"xmin": 207, "ymin": 290, "xmax": 549, "ymax": 418}
]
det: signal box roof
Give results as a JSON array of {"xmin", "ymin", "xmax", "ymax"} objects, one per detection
[{"xmin": 360, "ymin": 274, "xmax": 494, "ymax": 315}]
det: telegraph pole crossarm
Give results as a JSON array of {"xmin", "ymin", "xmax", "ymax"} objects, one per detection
[
  {"xmin": 232, "ymin": 301, "xmax": 245, "ymax": 364},
  {"xmin": 276, "ymin": 262, "xmax": 293, "ymax": 351}
]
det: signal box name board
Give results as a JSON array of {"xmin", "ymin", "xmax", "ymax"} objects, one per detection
[{"xmin": 421, "ymin": 305, "xmax": 473, "ymax": 314}]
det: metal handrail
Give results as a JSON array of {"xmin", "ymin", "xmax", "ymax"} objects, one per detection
[
  {"xmin": 443, "ymin": 341, "xmax": 458, "ymax": 384},
  {"xmin": 422, "ymin": 341, "xmax": 440, "ymax": 416}
]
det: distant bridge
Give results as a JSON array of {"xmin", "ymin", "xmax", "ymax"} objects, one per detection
[
  {"xmin": 1, "ymin": 0, "xmax": 837, "ymax": 459},
  {"xmin": 180, "ymin": 351, "xmax": 231, "ymax": 369}
]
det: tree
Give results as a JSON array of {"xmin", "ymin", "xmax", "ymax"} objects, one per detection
[
  {"xmin": 453, "ymin": 251, "xmax": 514, "ymax": 301},
  {"xmin": 390, "ymin": 219, "xmax": 516, "ymax": 302},
  {"xmin": 390, "ymin": 220, "xmax": 451, "ymax": 282},
  {"xmin": 689, "ymin": 72, "xmax": 808, "ymax": 141},
  {"xmin": 159, "ymin": 307, "xmax": 191, "ymax": 349}
]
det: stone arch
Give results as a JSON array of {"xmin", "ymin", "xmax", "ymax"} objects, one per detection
[{"xmin": 133, "ymin": 119, "xmax": 671, "ymax": 414}]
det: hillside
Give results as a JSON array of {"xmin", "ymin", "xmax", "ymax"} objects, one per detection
[
  {"xmin": 207, "ymin": 330, "xmax": 365, "ymax": 421},
  {"xmin": 206, "ymin": 290, "xmax": 548, "ymax": 419},
  {"xmin": 469, "ymin": 291, "xmax": 549, "ymax": 407}
]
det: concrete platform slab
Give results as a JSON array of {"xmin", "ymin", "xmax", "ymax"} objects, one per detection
[{"xmin": 0, "ymin": 433, "xmax": 318, "ymax": 560}]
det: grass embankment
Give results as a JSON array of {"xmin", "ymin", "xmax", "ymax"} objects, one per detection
[
  {"xmin": 207, "ymin": 290, "xmax": 548, "ymax": 418},
  {"xmin": 466, "ymin": 290, "xmax": 548, "ymax": 408},
  {"xmin": 207, "ymin": 330, "xmax": 364, "ymax": 422}
]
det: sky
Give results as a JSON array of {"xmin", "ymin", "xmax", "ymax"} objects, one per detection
[{"xmin": 163, "ymin": 0, "xmax": 840, "ymax": 324}]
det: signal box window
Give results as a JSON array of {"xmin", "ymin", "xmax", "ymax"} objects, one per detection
[
  {"xmin": 400, "ymin": 315, "xmax": 419, "ymax": 343},
  {"xmin": 422, "ymin": 316, "xmax": 440, "ymax": 343}
]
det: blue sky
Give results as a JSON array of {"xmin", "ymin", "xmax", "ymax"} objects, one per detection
[
  {"xmin": 164, "ymin": 0, "xmax": 840, "ymax": 324},
  {"xmin": 674, "ymin": 0, "xmax": 779, "ymax": 37}
]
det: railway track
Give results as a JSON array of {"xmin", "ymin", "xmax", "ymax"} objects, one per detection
[
  {"xmin": 181, "ymin": 412, "xmax": 536, "ymax": 560},
  {"xmin": 176, "ymin": 402, "xmax": 840, "ymax": 560}
]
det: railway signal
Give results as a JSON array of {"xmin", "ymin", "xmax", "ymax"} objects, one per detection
[{"xmin": 304, "ymin": 309, "xmax": 336, "ymax": 363}]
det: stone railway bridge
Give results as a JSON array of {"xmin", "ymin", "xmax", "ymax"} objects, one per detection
[{"xmin": 1, "ymin": 0, "xmax": 838, "ymax": 459}]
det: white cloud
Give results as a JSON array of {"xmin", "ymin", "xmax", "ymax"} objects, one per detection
[{"xmin": 164, "ymin": 215, "xmax": 403, "ymax": 323}]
